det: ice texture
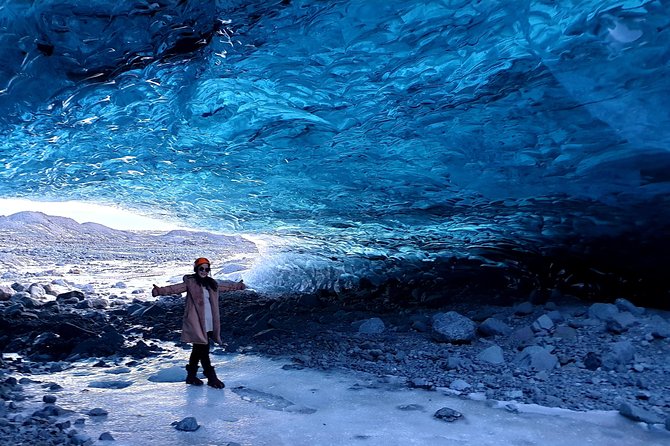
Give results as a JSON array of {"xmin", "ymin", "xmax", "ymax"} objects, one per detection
[{"xmin": 0, "ymin": 1, "xmax": 668, "ymax": 298}]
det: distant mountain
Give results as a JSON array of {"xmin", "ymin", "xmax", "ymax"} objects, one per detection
[
  {"xmin": 0, "ymin": 211, "xmax": 258, "ymax": 252},
  {"xmin": 0, "ymin": 211, "xmax": 132, "ymax": 240}
]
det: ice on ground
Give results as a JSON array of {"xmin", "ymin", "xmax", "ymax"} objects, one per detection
[{"xmin": 19, "ymin": 354, "xmax": 670, "ymax": 446}]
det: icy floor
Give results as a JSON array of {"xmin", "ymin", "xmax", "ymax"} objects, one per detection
[{"xmin": 19, "ymin": 353, "xmax": 670, "ymax": 446}]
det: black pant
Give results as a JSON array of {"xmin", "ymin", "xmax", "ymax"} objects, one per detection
[{"xmin": 188, "ymin": 331, "xmax": 213, "ymax": 369}]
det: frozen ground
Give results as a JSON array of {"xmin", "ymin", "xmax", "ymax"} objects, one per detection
[{"xmin": 17, "ymin": 353, "xmax": 669, "ymax": 446}]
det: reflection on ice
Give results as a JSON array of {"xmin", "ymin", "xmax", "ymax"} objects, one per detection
[{"xmin": 21, "ymin": 354, "xmax": 669, "ymax": 446}]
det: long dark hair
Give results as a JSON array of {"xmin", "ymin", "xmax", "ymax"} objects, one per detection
[{"xmin": 191, "ymin": 273, "xmax": 219, "ymax": 291}]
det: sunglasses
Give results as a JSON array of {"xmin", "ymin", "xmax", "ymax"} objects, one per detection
[{"xmin": 198, "ymin": 267, "xmax": 210, "ymax": 272}]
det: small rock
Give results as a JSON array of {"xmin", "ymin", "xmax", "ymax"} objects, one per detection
[
  {"xmin": 514, "ymin": 302, "xmax": 534, "ymax": 316},
  {"xmin": 70, "ymin": 433, "xmax": 92, "ymax": 445},
  {"xmin": 43, "ymin": 395, "xmax": 57, "ymax": 404},
  {"xmin": 588, "ymin": 303, "xmax": 618, "ymax": 322},
  {"xmin": 173, "ymin": 416, "xmax": 200, "ymax": 431},
  {"xmin": 434, "ymin": 407, "xmax": 463, "ymax": 422},
  {"xmin": 408, "ymin": 378, "xmax": 434, "ymax": 390},
  {"xmin": 431, "ymin": 311, "xmax": 476, "ymax": 344},
  {"xmin": 514, "ymin": 346, "xmax": 558, "ymax": 371},
  {"xmin": 553, "ymin": 325, "xmax": 577, "ymax": 340},
  {"xmin": 88, "ymin": 408, "xmax": 108, "ymax": 416},
  {"xmin": 478, "ymin": 318, "xmax": 511, "ymax": 337},
  {"xmin": 99, "ymin": 432, "xmax": 115, "ymax": 441},
  {"xmin": 602, "ymin": 340, "xmax": 635, "ymax": 371},
  {"xmin": 477, "ymin": 345, "xmax": 505, "ymax": 365},
  {"xmin": 583, "ymin": 352, "xmax": 602, "ymax": 371},
  {"xmin": 449, "ymin": 379, "xmax": 471, "ymax": 391},
  {"xmin": 614, "ymin": 298, "xmax": 644, "ymax": 316},
  {"xmin": 357, "ymin": 317, "xmax": 385, "ymax": 334},
  {"xmin": 510, "ymin": 326, "xmax": 536, "ymax": 349},
  {"xmin": 618, "ymin": 402, "xmax": 663, "ymax": 424},
  {"xmin": 531, "ymin": 315, "xmax": 554, "ymax": 332}
]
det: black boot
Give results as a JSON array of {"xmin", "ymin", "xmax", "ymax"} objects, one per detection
[
  {"xmin": 185, "ymin": 364, "xmax": 203, "ymax": 386},
  {"xmin": 203, "ymin": 366, "xmax": 225, "ymax": 389}
]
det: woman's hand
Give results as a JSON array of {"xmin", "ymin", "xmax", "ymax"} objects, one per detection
[
  {"xmin": 152, "ymin": 284, "xmax": 159, "ymax": 297},
  {"xmin": 219, "ymin": 280, "xmax": 245, "ymax": 292}
]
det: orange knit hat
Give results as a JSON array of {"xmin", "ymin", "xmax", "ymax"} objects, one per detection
[{"xmin": 194, "ymin": 257, "xmax": 210, "ymax": 269}]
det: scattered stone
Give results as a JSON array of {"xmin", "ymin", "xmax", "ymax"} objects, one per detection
[
  {"xmin": 514, "ymin": 346, "xmax": 558, "ymax": 371},
  {"xmin": 397, "ymin": 404, "xmax": 424, "ymax": 411},
  {"xmin": 588, "ymin": 303, "xmax": 619, "ymax": 322},
  {"xmin": 478, "ymin": 318, "xmax": 511, "ymax": 337},
  {"xmin": 88, "ymin": 407, "xmax": 109, "ymax": 416},
  {"xmin": 618, "ymin": 402, "xmax": 664, "ymax": 424},
  {"xmin": 553, "ymin": 325, "xmax": 577, "ymax": 340},
  {"xmin": 70, "ymin": 433, "xmax": 93, "ymax": 445},
  {"xmin": 514, "ymin": 302, "xmax": 534, "ymax": 316},
  {"xmin": 615, "ymin": 298, "xmax": 644, "ymax": 316},
  {"xmin": 0, "ymin": 284, "xmax": 13, "ymax": 300},
  {"xmin": 43, "ymin": 394, "xmax": 57, "ymax": 404},
  {"xmin": 531, "ymin": 314, "xmax": 554, "ymax": 332},
  {"xmin": 99, "ymin": 432, "xmax": 115, "ymax": 441},
  {"xmin": 357, "ymin": 317, "xmax": 385, "ymax": 334},
  {"xmin": 602, "ymin": 340, "xmax": 634, "ymax": 371},
  {"xmin": 434, "ymin": 407, "xmax": 463, "ymax": 422},
  {"xmin": 408, "ymin": 378, "xmax": 435, "ymax": 390},
  {"xmin": 88, "ymin": 380, "xmax": 133, "ymax": 389},
  {"xmin": 449, "ymin": 379, "xmax": 471, "ymax": 391},
  {"xmin": 510, "ymin": 326, "xmax": 536, "ymax": 349},
  {"xmin": 649, "ymin": 316, "xmax": 670, "ymax": 338},
  {"xmin": 56, "ymin": 290, "xmax": 85, "ymax": 302},
  {"xmin": 431, "ymin": 311, "xmax": 476, "ymax": 344},
  {"xmin": 583, "ymin": 352, "xmax": 602, "ymax": 371},
  {"xmin": 478, "ymin": 345, "xmax": 505, "ymax": 365},
  {"xmin": 173, "ymin": 416, "xmax": 200, "ymax": 431}
]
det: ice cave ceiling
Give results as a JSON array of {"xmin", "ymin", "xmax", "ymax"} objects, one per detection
[{"xmin": 0, "ymin": 0, "xmax": 669, "ymax": 303}]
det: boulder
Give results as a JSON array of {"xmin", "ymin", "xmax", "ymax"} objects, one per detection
[
  {"xmin": 615, "ymin": 298, "xmax": 644, "ymax": 316},
  {"xmin": 0, "ymin": 284, "xmax": 12, "ymax": 301},
  {"xmin": 588, "ymin": 303, "xmax": 619, "ymax": 322},
  {"xmin": 28, "ymin": 284, "xmax": 46, "ymax": 300},
  {"xmin": 583, "ymin": 352, "xmax": 602, "ymax": 371},
  {"xmin": 649, "ymin": 316, "xmax": 670, "ymax": 338},
  {"xmin": 514, "ymin": 302, "xmax": 534, "ymax": 315},
  {"xmin": 510, "ymin": 326, "xmax": 536, "ymax": 349},
  {"xmin": 478, "ymin": 318, "xmax": 511, "ymax": 337},
  {"xmin": 602, "ymin": 340, "xmax": 635, "ymax": 371},
  {"xmin": 431, "ymin": 312, "xmax": 476, "ymax": 344},
  {"xmin": 531, "ymin": 315, "xmax": 554, "ymax": 332},
  {"xmin": 618, "ymin": 402, "xmax": 664, "ymax": 424},
  {"xmin": 56, "ymin": 290, "xmax": 85, "ymax": 302},
  {"xmin": 514, "ymin": 346, "xmax": 558, "ymax": 371},
  {"xmin": 357, "ymin": 317, "xmax": 385, "ymax": 334},
  {"xmin": 478, "ymin": 345, "xmax": 505, "ymax": 365},
  {"xmin": 449, "ymin": 379, "xmax": 471, "ymax": 391},
  {"xmin": 11, "ymin": 292, "xmax": 41, "ymax": 309}
]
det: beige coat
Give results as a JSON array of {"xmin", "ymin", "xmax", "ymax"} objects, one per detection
[{"xmin": 153, "ymin": 275, "xmax": 222, "ymax": 345}]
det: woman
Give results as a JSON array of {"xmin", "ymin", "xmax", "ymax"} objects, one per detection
[{"xmin": 152, "ymin": 257, "xmax": 245, "ymax": 388}]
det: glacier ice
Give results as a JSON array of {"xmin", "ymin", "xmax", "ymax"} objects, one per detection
[{"xmin": 0, "ymin": 0, "xmax": 668, "ymax": 304}]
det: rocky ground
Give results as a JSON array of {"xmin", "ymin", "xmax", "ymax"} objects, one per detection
[
  {"xmin": 2, "ymin": 280, "xmax": 670, "ymax": 444},
  {"xmin": 1, "ymin": 213, "xmax": 669, "ymax": 444}
]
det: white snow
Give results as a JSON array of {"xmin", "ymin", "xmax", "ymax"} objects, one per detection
[{"xmin": 18, "ymin": 353, "xmax": 670, "ymax": 446}]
